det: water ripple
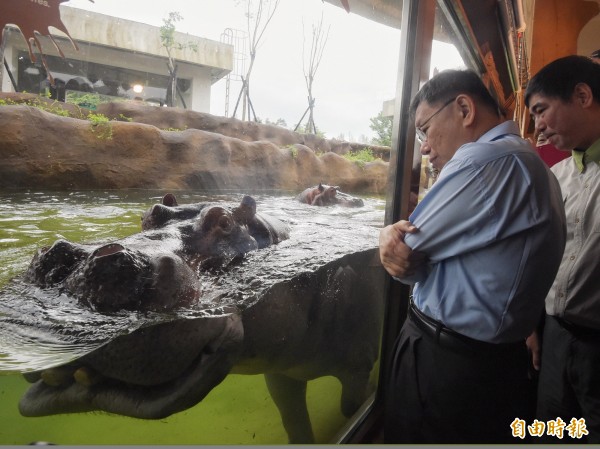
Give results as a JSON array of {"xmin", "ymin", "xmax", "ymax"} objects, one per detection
[{"xmin": 0, "ymin": 190, "xmax": 385, "ymax": 372}]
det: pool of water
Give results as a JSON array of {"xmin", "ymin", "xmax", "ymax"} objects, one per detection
[{"xmin": 0, "ymin": 189, "xmax": 385, "ymax": 444}]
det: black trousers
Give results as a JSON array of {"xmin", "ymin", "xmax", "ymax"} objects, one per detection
[
  {"xmin": 537, "ymin": 315, "xmax": 600, "ymax": 444},
  {"xmin": 384, "ymin": 313, "xmax": 533, "ymax": 443}
]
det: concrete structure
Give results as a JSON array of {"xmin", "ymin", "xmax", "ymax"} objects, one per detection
[{"xmin": 1, "ymin": 6, "xmax": 233, "ymax": 112}]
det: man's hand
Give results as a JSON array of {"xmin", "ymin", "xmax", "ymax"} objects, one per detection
[
  {"xmin": 379, "ymin": 220, "xmax": 426, "ymax": 278},
  {"xmin": 526, "ymin": 330, "xmax": 541, "ymax": 372}
]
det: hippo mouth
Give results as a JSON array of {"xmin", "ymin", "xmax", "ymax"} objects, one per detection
[{"xmin": 18, "ymin": 313, "xmax": 243, "ymax": 419}]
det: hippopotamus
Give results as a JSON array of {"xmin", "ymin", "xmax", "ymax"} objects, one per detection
[
  {"xmin": 296, "ymin": 183, "xmax": 364, "ymax": 207},
  {"xmin": 24, "ymin": 194, "xmax": 290, "ymax": 312},
  {"xmin": 7, "ymin": 193, "xmax": 386, "ymax": 444}
]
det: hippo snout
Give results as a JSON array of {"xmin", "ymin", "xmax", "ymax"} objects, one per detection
[
  {"xmin": 24, "ymin": 240, "xmax": 88, "ymax": 287},
  {"xmin": 65, "ymin": 244, "xmax": 200, "ymax": 312},
  {"xmin": 67, "ymin": 244, "xmax": 153, "ymax": 311},
  {"xmin": 199, "ymin": 207, "xmax": 236, "ymax": 235}
]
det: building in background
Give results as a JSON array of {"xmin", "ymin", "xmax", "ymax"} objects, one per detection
[{"xmin": 1, "ymin": 6, "xmax": 233, "ymax": 111}]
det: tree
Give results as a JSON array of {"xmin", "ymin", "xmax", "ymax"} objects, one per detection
[
  {"xmin": 369, "ymin": 111, "xmax": 393, "ymax": 146},
  {"xmin": 262, "ymin": 117, "xmax": 288, "ymax": 127},
  {"xmin": 294, "ymin": 13, "xmax": 330, "ymax": 135},
  {"xmin": 232, "ymin": 0, "xmax": 280, "ymax": 121},
  {"xmin": 160, "ymin": 12, "xmax": 198, "ymax": 107}
]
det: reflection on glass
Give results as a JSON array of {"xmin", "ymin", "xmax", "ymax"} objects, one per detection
[
  {"xmin": 414, "ymin": 3, "xmax": 466, "ymax": 206},
  {"xmin": 418, "ymin": 155, "xmax": 439, "ymax": 202}
]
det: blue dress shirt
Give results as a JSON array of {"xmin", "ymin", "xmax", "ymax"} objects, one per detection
[{"xmin": 400, "ymin": 121, "xmax": 566, "ymax": 343}]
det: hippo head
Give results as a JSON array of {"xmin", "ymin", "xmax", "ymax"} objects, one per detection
[
  {"xmin": 23, "ymin": 194, "xmax": 289, "ymax": 313},
  {"xmin": 25, "ymin": 238, "xmax": 201, "ymax": 312},
  {"xmin": 312, "ymin": 183, "xmax": 339, "ymax": 206},
  {"xmin": 15, "ymin": 193, "xmax": 293, "ymax": 424},
  {"xmin": 185, "ymin": 202, "xmax": 259, "ymax": 269},
  {"xmin": 141, "ymin": 193, "xmax": 202, "ymax": 230},
  {"xmin": 143, "ymin": 194, "xmax": 289, "ymax": 264},
  {"xmin": 19, "ymin": 311, "xmax": 245, "ymax": 421},
  {"xmin": 296, "ymin": 183, "xmax": 363, "ymax": 208}
]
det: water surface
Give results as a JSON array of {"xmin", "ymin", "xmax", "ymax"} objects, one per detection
[{"xmin": 0, "ymin": 189, "xmax": 385, "ymax": 444}]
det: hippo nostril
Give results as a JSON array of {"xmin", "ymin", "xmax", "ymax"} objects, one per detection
[
  {"xmin": 218, "ymin": 215, "xmax": 233, "ymax": 234},
  {"xmin": 93, "ymin": 243, "xmax": 125, "ymax": 258},
  {"xmin": 199, "ymin": 207, "xmax": 231, "ymax": 233}
]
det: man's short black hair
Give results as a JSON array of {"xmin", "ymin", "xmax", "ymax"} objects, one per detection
[
  {"xmin": 525, "ymin": 55, "xmax": 600, "ymax": 107},
  {"xmin": 409, "ymin": 69, "xmax": 501, "ymax": 120},
  {"xmin": 591, "ymin": 49, "xmax": 600, "ymax": 59}
]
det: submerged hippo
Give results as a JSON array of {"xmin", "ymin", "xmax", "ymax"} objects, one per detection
[
  {"xmin": 296, "ymin": 183, "xmax": 364, "ymax": 207},
  {"xmin": 24, "ymin": 194, "xmax": 289, "ymax": 312},
  {"xmin": 10, "ymin": 194, "xmax": 385, "ymax": 444}
]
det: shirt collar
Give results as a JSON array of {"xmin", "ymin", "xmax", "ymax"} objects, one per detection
[
  {"xmin": 477, "ymin": 121, "xmax": 520, "ymax": 143},
  {"xmin": 572, "ymin": 138, "xmax": 600, "ymax": 172}
]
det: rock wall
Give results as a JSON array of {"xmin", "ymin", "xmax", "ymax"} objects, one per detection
[
  {"xmin": 96, "ymin": 101, "xmax": 391, "ymax": 160},
  {"xmin": 0, "ymin": 95, "xmax": 390, "ymax": 194}
]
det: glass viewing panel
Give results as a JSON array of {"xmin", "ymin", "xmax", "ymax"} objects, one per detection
[
  {"xmin": 416, "ymin": 3, "xmax": 466, "ymax": 202},
  {"xmin": 0, "ymin": 0, "xmax": 462, "ymax": 444}
]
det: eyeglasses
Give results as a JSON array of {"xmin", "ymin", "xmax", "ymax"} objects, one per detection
[{"xmin": 415, "ymin": 97, "xmax": 456, "ymax": 143}]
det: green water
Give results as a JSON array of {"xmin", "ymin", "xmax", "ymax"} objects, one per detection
[
  {"xmin": 0, "ymin": 373, "xmax": 348, "ymax": 444},
  {"xmin": 0, "ymin": 190, "xmax": 382, "ymax": 444}
]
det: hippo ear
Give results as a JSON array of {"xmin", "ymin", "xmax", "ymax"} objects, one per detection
[
  {"xmin": 232, "ymin": 195, "xmax": 257, "ymax": 224},
  {"xmin": 162, "ymin": 193, "xmax": 178, "ymax": 207},
  {"xmin": 142, "ymin": 204, "xmax": 174, "ymax": 230}
]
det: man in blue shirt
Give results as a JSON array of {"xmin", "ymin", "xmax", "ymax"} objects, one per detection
[{"xmin": 379, "ymin": 69, "xmax": 566, "ymax": 443}]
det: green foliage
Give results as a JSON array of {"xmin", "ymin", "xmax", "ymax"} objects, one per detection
[
  {"xmin": 160, "ymin": 11, "xmax": 198, "ymax": 107},
  {"xmin": 369, "ymin": 111, "xmax": 392, "ymax": 147},
  {"xmin": 289, "ymin": 146, "xmax": 298, "ymax": 159},
  {"xmin": 117, "ymin": 113, "xmax": 132, "ymax": 122},
  {"xmin": 343, "ymin": 148, "xmax": 376, "ymax": 163},
  {"xmin": 0, "ymin": 94, "xmax": 130, "ymax": 140},
  {"xmin": 87, "ymin": 112, "xmax": 113, "ymax": 140},
  {"xmin": 162, "ymin": 126, "xmax": 188, "ymax": 132},
  {"xmin": 259, "ymin": 117, "xmax": 288, "ymax": 128},
  {"xmin": 282, "ymin": 144, "xmax": 298, "ymax": 158},
  {"xmin": 66, "ymin": 91, "xmax": 101, "ymax": 110},
  {"xmin": 0, "ymin": 95, "xmax": 71, "ymax": 117},
  {"xmin": 66, "ymin": 91, "xmax": 128, "ymax": 111},
  {"xmin": 160, "ymin": 12, "xmax": 181, "ymax": 50},
  {"xmin": 160, "ymin": 12, "xmax": 198, "ymax": 54},
  {"xmin": 343, "ymin": 148, "xmax": 376, "ymax": 169}
]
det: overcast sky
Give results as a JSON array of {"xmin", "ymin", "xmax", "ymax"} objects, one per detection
[{"xmin": 63, "ymin": 0, "xmax": 463, "ymax": 141}]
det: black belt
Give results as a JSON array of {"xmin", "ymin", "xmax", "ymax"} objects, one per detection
[{"xmin": 408, "ymin": 301, "xmax": 524, "ymax": 355}]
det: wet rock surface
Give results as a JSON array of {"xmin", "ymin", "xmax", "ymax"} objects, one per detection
[{"xmin": 0, "ymin": 93, "xmax": 389, "ymax": 193}]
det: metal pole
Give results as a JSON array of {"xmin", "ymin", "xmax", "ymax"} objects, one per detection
[{"xmin": 3, "ymin": 58, "xmax": 18, "ymax": 92}]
